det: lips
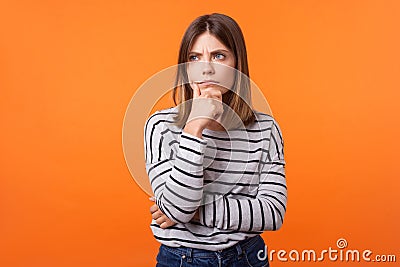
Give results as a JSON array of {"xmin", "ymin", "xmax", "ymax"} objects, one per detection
[{"xmin": 196, "ymin": 80, "xmax": 219, "ymax": 86}]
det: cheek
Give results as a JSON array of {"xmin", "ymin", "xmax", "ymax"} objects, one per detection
[{"xmin": 216, "ymin": 65, "xmax": 236, "ymax": 89}]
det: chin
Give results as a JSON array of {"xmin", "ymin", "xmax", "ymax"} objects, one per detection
[
  {"xmin": 217, "ymin": 86, "xmax": 230, "ymax": 94},
  {"xmin": 220, "ymin": 89, "xmax": 229, "ymax": 95},
  {"xmin": 202, "ymin": 85, "xmax": 229, "ymax": 93}
]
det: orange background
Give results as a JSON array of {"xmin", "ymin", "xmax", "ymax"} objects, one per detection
[{"xmin": 1, "ymin": 1, "xmax": 399, "ymax": 266}]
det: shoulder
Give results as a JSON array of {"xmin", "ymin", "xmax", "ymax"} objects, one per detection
[
  {"xmin": 253, "ymin": 110, "xmax": 275, "ymax": 123},
  {"xmin": 145, "ymin": 106, "xmax": 178, "ymax": 126},
  {"xmin": 144, "ymin": 106, "xmax": 180, "ymax": 134},
  {"xmin": 251, "ymin": 110, "xmax": 280, "ymax": 128},
  {"xmin": 251, "ymin": 110, "xmax": 284, "ymax": 137}
]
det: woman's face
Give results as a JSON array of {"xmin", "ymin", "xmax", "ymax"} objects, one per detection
[{"xmin": 187, "ymin": 32, "xmax": 236, "ymax": 94}]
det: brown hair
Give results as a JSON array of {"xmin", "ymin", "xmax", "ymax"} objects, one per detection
[{"xmin": 172, "ymin": 13, "xmax": 255, "ymax": 129}]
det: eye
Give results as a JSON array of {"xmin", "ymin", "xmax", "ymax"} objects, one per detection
[
  {"xmin": 188, "ymin": 55, "xmax": 199, "ymax": 61},
  {"xmin": 214, "ymin": 53, "xmax": 225, "ymax": 60}
]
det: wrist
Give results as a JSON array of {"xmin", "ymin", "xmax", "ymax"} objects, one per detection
[{"xmin": 183, "ymin": 123, "xmax": 204, "ymax": 138}]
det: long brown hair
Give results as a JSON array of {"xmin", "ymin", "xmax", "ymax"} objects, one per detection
[{"xmin": 172, "ymin": 13, "xmax": 255, "ymax": 129}]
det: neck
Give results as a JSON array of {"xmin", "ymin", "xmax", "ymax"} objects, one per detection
[{"xmin": 206, "ymin": 121, "xmax": 225, "ymax": 131}]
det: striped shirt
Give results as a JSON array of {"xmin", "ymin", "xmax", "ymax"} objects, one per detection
[{"xmin": 144, "ymin": 106, "xmax": 286, "ymax": 251}]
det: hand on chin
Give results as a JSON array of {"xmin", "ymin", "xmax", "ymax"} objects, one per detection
[{"xmin": 199, "ymin": 84, "xmax": 228, "ymax": 95}]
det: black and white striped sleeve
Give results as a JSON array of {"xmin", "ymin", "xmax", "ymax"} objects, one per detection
[
  {"xmin": 144, "ymin": 114, "xmax": 207, "ymax": 223},
  {"xmin": 199, "ymin": 120, "xmax": 287, "ymax": 231}
]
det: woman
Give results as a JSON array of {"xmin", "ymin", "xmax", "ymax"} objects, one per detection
[{"xmin": 144, "ymin": 13, "xmax": 286, "ymax": 266}]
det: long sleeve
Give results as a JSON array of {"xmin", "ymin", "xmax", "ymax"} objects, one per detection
[
  {"xmin": 198, "ymin": 120, "xmax": 287, "ymax": 231},
  {"xmin": 144, "ymin": 112, "xmax": 207, "ymax": 223}
]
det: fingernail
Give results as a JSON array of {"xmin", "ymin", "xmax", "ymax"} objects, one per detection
[{"xmin": 149, "ymin": 196, "xmax": 155, "ymax": 201}]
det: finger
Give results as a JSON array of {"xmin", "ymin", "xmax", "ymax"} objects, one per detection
[
  {"xmin": 213, "ymin": 88, "xmax": 222, "ymax": 100},
  {"xmin": 156, "ymin": 215, "xmax": 167, "ymax": 225},
  {"xmin": 149, "ymin": 204, "xmax": 158, "ymax": 214},
  {"xmin": 192, "ymin": 82, "xmax": 201, "ymax": 98},
  {"xmin": 202, "ymin": 88, "xmax": 222, "ymax": 101},
  {"xmin": 160, "ymin": 221, "xmax": 169, "ymax": 229},
  {"xmin": 160, "ymin": 220, "xmax": 175, "ymax": 229},
  {"xmin": 151, "ymin": 210, "xmax": 163, "ymax": 220},
  {"xmin": 149, "ymin": 196, "xmax": 155, "ymax": 202}
]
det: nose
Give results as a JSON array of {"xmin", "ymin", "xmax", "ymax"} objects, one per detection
[{"xmin": 201, "ymin": 61, "xmax": 215, "ymax": 75}]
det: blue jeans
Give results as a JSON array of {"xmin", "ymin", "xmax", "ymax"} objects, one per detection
[{"xmin": 155, "ymin": 235, "xmax": 269, "ymax": 267}]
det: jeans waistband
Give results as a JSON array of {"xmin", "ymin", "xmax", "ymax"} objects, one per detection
[{"xmin": 161, "ymin": 234, "xmax": 262, "ymax": 260}]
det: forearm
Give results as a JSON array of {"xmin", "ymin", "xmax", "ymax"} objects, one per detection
[
  {"xmin": 198, "ymin": 190, "xmax": 287, "ymax": 231},
  {"xmin": 199, "ymin": 156, "xmax": 287, "ymax": 231}
]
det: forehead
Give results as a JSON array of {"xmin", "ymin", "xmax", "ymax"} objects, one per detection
[{"xmin": 190, "ymin": 32, "xmax": 229, "ymax": 52}]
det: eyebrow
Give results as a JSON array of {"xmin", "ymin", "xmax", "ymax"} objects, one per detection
[{"xmin": 188, "ymin": 49, "xmax": 231, "ymax": 54}]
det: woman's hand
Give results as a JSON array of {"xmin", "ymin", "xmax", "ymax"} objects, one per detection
[
  {"xmin": 184, "ymin": 82, "xmax": 224, "ymax": 137},
  {"xmin": 149, "ymin": 197, "xmax": 177, "ymax": 229},
  {"xmin": 149, "ymin": 197, "xmax": 201, "ymax": 228}
]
